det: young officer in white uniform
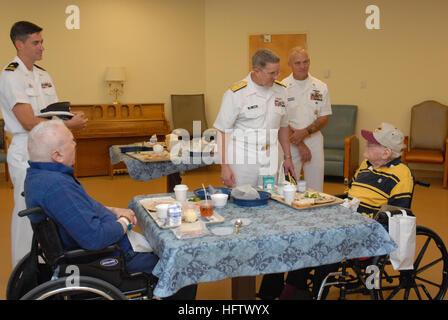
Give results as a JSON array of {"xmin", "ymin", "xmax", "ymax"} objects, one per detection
[
  {"xmin": 0, "ymin": 21, "xmax": 87, "ymax": 267},
  {"xmin": 214, "ymin": 49, "xmax": 295, "ymax": 187},
  {"xmin": 283, "ymin": 47, "xmax": 331, "ymax": 192}
]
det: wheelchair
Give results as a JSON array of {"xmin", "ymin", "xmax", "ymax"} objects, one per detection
[
  {"xmin": 310, "ymin": 180, "xmax": 448, "ymax": 300},
  {"xmin": 6, "ymin": 207, "xmax": 157, "ymax": 300}
]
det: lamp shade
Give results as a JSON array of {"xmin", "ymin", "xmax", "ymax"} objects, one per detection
[{"xmin": 105, "ymin": 67, "xmax": 126, "ymax": 82}]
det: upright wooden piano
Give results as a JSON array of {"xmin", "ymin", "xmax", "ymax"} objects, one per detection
[{"xmin": 70, "ymin": 103, "xmax": 170, "ymax": 177}]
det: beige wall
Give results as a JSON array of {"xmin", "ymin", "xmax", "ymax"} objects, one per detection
[
  {"xmin": 1, "ymin": 0, "xmax": 447, "ymax": 169},
  {"xmin": 204, "ymin": 0, "xmax": 448, "ymax": 169},
  {"xmin": 0, "ymin": 0, "xmax": 205, "ymax": 125}
]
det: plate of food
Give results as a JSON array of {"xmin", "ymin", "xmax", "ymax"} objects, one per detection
[
  {"xmin": 301, "ymin": 192, "xmax": 336, "ymax": 204},
  {"xmin": 271, "ymin": 189, "xmax": 343, "ymax": 209},
  {"xmin": 139, "ymin": 196, "xmax": 178, "ymax": 212}
]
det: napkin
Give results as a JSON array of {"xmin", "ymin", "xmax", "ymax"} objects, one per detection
[
  {"xmin": 340, "ymin": 197, "xmax": 360, "ymax": 212},
  {"xmin": 231, "ymin": 184, "xmax": 260, "ymax": 200},
  {"xmin": 126, "ymin": 230, "xmax": 153, "ymax": 253}
]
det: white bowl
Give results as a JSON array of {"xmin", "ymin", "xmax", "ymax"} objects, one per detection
[
  {"xmin": 153, "ymin": 144, "xmax": 164, "ymax": 154},
  {"xmin": 210, "ymin": 193, "xmax": 228, "ymax": 208}
]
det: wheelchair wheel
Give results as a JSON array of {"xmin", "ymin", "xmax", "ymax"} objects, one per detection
[
  {"xmin": 376, "ymin": 226, "xmax": 448, "ymax": 300},
  {"xmin": 7, "ymin": 253, "xmax": 33, "ymax": 300},
  {"xmin": 6, "ymin": 253, "xmax": 53, "ymax": 300},
  {"xmin": 20, "ymin": 276, "xmax": 127, "ymax": 300}
]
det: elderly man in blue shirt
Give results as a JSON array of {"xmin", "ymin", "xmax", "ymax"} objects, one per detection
[{"xmin": 24, "ymin": 119, "xmax": 196, "ymax": 299}]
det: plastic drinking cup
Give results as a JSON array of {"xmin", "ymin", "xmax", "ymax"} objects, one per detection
[
  {"xmin": 174, "ymin": 184, "xmax": 188, "ymax": 202},
  {"xmin": 283, "ymin": 184, "xmax": 296, "ymax": 205}
]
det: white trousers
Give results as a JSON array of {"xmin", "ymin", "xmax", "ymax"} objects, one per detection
[
  {"xmin": 290, "ymin": 132, "xmax": 325, "ymax": 192},
  {"xmin": 230, "ymin": 163, "xmax": 260, "ymax": 187},
  {"xmin": 228, "ymin": 140, "xmax": 279, "ymax": 187},
  {"xmin": 8, "ymin": 135, "xmax": 33, "ymax": 268}
]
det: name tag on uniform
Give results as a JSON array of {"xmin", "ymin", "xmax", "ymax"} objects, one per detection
[
  {"xmin": 287, "ymin": 97, "xmax": 295, "ymax": 102},
  {"xmin": 247, "ymin": 105, "xmax": 258, "ymax": 110}
]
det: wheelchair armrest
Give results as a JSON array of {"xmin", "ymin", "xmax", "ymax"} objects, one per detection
[
  {"xmin": 63, "ymin": 244, "xmax": 122, "ymax": 260},
  {"xmin": 374, "ymin": 207, "xmax": 414, "ymax": 228},
  {"xmin": 415, "ymin": 180, "xmax": 430, "ymax": 187},
  {"xmin": 18, "ymin": 207, "xmax": 45, "ymax": 217}
]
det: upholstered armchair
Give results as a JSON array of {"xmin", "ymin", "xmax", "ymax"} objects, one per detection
[
  {"xmin": 402, "ymin": 100, "xmax": 448, "ymax": 188},
  {"xmin": 321, "ymin": 105, "xmax": 359, "ymax": 184},
  {"xmin": 170, "ymin": 94, "xmax": 208, "ymax": 136}
]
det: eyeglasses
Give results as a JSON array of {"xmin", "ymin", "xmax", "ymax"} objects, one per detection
[{"xmin": 256, "ymin": 68, "xmax": 281, "ymax": 77}]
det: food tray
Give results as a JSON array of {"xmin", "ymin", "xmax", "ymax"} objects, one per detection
[
  {"xmin": 270, "ymin": 189, "xmax": 344, "ymax": 210},
  {"xmin": 146, "ymin": 210, "xmax": 225, "ymax": 229},
  {"xmin": 120, "ymin": 146, "xmax": 153, "ymax": 153},
  {"xmin": 126, "ymin": 150, "xmax": 171, "ymax": 162},
  {"xmin": 189, "ymin": 151, "xmax": 215, "ymax": 157},
  {"xmin": 231, "ymin": 190, "xmax": 271, "ymax": 207},
  {"xmin": 139, "ymin": 197, "xmax": 225, "ymax": 229}
]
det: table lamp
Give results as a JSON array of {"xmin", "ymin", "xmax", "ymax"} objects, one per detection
[{"xmin": 105, "ymin": 67, "xmax": 126, "ymax": 104}]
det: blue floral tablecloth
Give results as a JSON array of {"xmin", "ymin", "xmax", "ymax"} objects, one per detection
[
  {"xmin": 129, "ymin": 193, "xmax": 397, "ymax": 298},
  {"xmin": 109, "ymin": 143, "xmax": 209, "ymax": 182}
]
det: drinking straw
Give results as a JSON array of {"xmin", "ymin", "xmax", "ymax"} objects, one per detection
[
  {"xmin": 288, "ymin": 172, "xmax": 296, "ymax": 185},
  {"xmin": 202, "ymin": 184, "xmax": 208, "ymax": 204}
]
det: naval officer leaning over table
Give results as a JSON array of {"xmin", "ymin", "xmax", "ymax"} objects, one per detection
[
  {"xmin": 0, "ymin": 21, "xmax": 88, "ymax": 267},
  {"xmin": 214, "ymin": 49, "xmax": 296, "ymax": 188}
]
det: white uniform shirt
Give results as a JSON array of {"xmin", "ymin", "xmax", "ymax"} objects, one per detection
[
  {"xmin": 214, "ymin": 73, "xmax": 288, "ymax": 180},
  {"xmin": 0, "ymin": 56, "xmax": 59, "ymax": 267},
  {"xmin": 0, "ymin": 56, "xmax": 58, "ymax": 134},
  {"xmin": 214, "ymin": 73, "xmax": 288, "ymax": 148},
  {"xmin": 283, "ymin": 73, "xmax": 331, "ymax": 130}
]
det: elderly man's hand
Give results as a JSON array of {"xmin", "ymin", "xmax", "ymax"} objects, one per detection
[{"xmin": 107, "ymin": 207, "xmax": 137, "ymax": 228}]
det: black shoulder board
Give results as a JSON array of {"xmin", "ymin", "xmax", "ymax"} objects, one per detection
[
  {"xmin": 34, "ymin": 64, "xmax": 46, "ymax": 71},
  {"xmin": 5, "ymin": 62, "xmax": 19, "ymax": 72}
]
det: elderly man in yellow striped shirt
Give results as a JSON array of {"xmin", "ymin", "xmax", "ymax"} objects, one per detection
[
  {"xmin": 347, "ymin": 122, "xmax": 414, "ymax": 218},
  {"xmin": 259, "ymin": 122, "xmax": 414, "ymax": 300}
]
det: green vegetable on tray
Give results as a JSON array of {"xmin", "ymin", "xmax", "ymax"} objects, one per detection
[{"xmin": 304, "ymin": 192, "xmax": 320, "ymax": 199}]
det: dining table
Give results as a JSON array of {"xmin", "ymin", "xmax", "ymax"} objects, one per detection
[
  {"xmin": 109, "ymin": 142, "xmax": 212, "ymax": 192},
  {"xmin": 129, "ymin": 192, "xmax": 397, "ymax": 299}
]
